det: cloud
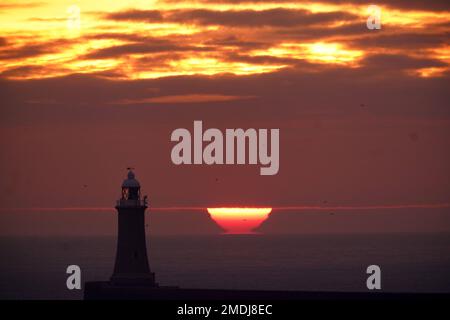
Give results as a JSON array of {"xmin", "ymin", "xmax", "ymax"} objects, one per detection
[
  {"xmin": 82, "ymin": 37, "xmax": 216, "ymax": 60},
  {"xmin": 347, "ymin": 31, "xmax": 450, "ymax": 50},
  {"xmin": 1, "ymin": 2, "xmax": 448, "ymax": 81},
  {"xmin": 167, "ymin": 8, "xmax": 356, "ymax": 27},
  {"xmin": 84, "ymin": 42, "xmax": 187, "ymax": 59},
  {"xmin": 1, "ymin": 63, "xmax": 448, "ymax": 126},
  {"xmin": 277, "ymin": 22, "xmax": 371, "ymax": 41},
  {"xmin": 361, "ymin": 53, "xmax": 447, "ymax": 70},
  {"xmin": 104, "ymin": 8, "xmax": 357, "ymax": 28},
  {"xmin": 158, "ymin": 0, "xmax": 450, "ymax": 12},
  {"xmin": 0, "ymin": 44, "xmax": 53, "ymax": 60},
  {"xmin": 104, "ymin": 9, "xmax": 164, "ymax": 22},
  {"xmin": 204, "ymin": 36, "xmax": 268, "ymax": 49},
  {"xmin": 223, "ymin": 51, "xmax": 310, "ymax": 67},
  {"xmin": 322, "ymin": 0, "xmax": 450, "ymax": 12},
  {"xmin": 0, "ymin": 2, "xmax": 45, "ymax": 10},
  {"xmin": 112, "ymin": 94, "xmax": 257, "ymax": 104},
  {"xmin": 84, "ymin": 32, "xmax": 156, "ymax": 43},
  {"xmin": 0, "ymin": 39, "xmax": 72, "ymax": 61},
  {"xmin": 0, "ymin": 65, "xmax": 48, "ymax": 78}
]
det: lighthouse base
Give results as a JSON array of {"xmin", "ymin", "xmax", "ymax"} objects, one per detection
[
  {"xmin": 110, "ymin": 272, "xmax": 157, "ymax": 287},
  {"xmin": 84, "ymin": 281, "xmax": 178, "ymax": 300},
  {"xmin": 84, "ymin": 282, "xmax": 440, "ymax": 300}
]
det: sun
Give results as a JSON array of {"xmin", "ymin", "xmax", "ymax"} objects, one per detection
[{"xmin": 207, "ymin": 207, "xmax": 272, "ymax": 234}]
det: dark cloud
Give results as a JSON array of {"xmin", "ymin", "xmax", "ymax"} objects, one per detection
[
  {"xmin": 104, "ymin": 8, "xmax": 357, "ymax": 28},
  {"xmin": 83, "ymin": 41, "xmax": 214, "ymax": 59},
  {"xmin": 275, "ymin": 22, "xmax": 368, "ymax": 41},
  {"xmin": 160, "ymin": 0, "xmax": 450, "ymax": 12},
  {"xmin": 104, "ymin": 10, "xmax": 164, "ymax": 22},
  {"xmin": 84, "ymin": 42, "xmax": 177, "ymax": 59},
  {"xmin": 322, "ymin": 0, "xmax": 450, "ymax": 12},
  {"xmin": 0, "ymin": 44, "xmax": 51, "ymax": 60},
  {"xmin": 362, "ymin": 53, "xmax": 447, "ymax": 70},
  {"xmin": 348, "ymin": 31, "xmax": 450, "ymax": 50},
  {"xmin": 223, "ymin": 51, "xmax": 308, "ymax": 67},
  {"xmin": 0, "ymin": 39, "xmax": 72, "ymax": 61},
  {"xmin": 204, "ymin": 36, "xmax": 268, "ymax": 49},
  {"xmin": 84, "ymin": 32, "xmax": 156, "ymax": 43},
  {"xmin": 0, "ymin": 65, "xmax": 48, "ymax": 78},
  {"xmin": 167, "ymin": 8, "xmax": 357, "ymax": 27}
]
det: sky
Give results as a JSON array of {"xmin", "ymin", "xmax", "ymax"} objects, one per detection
[{"xmin": 0, "ymin": 0, "xmax": 449, "ymax": 234}]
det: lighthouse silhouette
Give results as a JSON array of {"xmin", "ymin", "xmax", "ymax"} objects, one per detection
[
  {"xmin": 110, "ymin": 169, "xmax": 157, "ymax": 286},
  {"xmin": 85, "ymin": 170, "xmax": 336, "ymax": 299}
]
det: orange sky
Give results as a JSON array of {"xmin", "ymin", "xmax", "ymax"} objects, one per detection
[{"xmin": 0, "ymin": 0, "xmax": 449, "ymax": 80}]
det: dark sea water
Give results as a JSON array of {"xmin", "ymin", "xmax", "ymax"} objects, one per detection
[{"xmin": 0, "ymin": 233, "xmax": 449, "ymax": 299}]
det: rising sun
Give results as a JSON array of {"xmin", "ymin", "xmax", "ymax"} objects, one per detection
[{"xmin": 207, "ymin": 207, "xmax": 272, "ymax": 234}]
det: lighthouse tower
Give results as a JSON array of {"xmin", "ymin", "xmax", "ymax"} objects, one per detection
[{"xmin": 110, "ymin": 170, "xmax": 157, "ymax": 286}]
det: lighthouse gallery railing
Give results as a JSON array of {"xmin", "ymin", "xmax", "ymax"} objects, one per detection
[{"xmin": 116, "ymin": 199, "xmax": 147, "ymax": 207}]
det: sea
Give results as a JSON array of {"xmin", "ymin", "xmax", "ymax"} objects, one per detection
[{"xmin": 0, "ymin": 233, "xmax": 449, "ymax": 299}]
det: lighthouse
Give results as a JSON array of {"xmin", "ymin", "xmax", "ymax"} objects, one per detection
[{"xmin": 110, "ymin": 169, "xmax": 157, "ymax": 286}]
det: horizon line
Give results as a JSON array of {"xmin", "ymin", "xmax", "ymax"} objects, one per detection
[{"xmin": 0, "ymin": 203, "xmax": 449, "ymax": 212}]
